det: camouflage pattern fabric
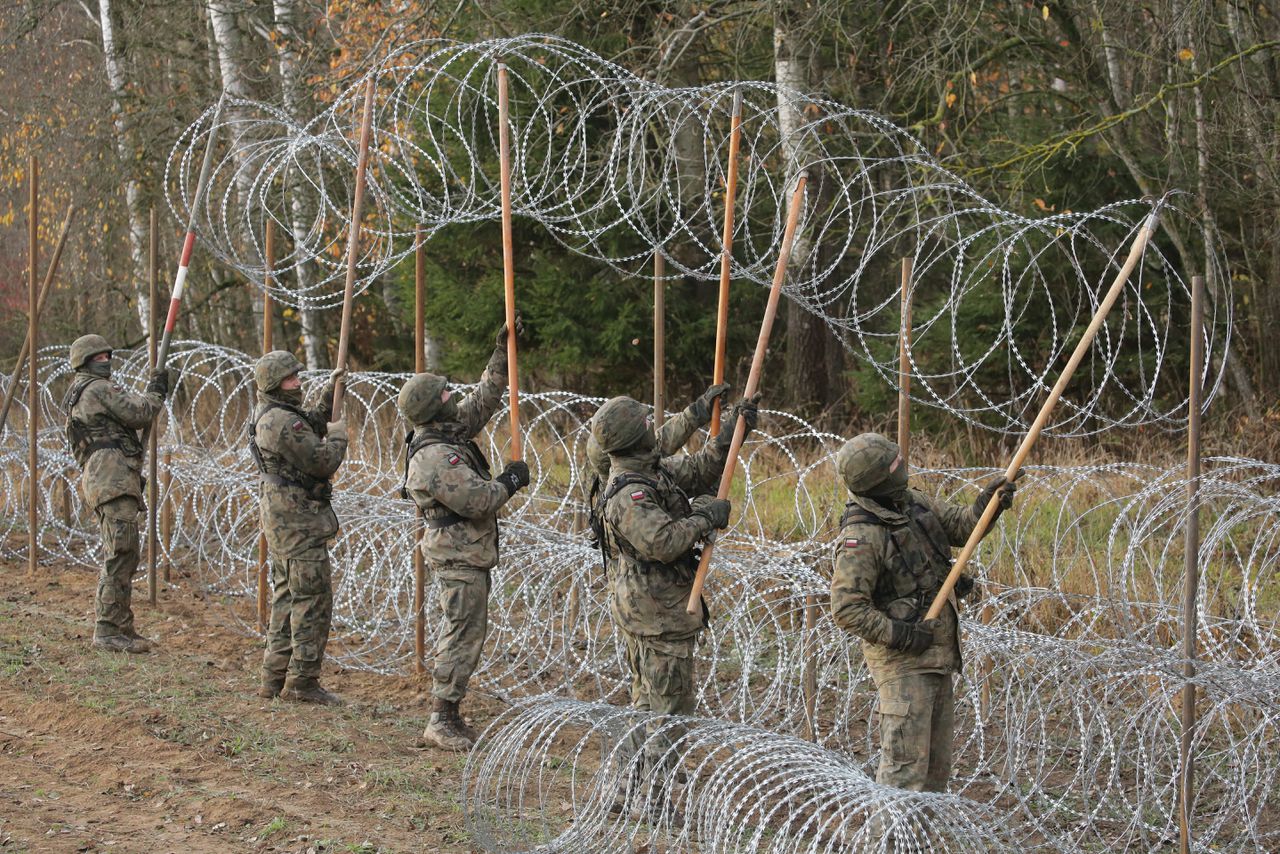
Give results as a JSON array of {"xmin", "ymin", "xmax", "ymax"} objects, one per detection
[
  {"xmin": 829, "ymin": 488, "xmax": 977, "ymax": 681},
  {"xmin": 94, "ymin": 496, "xmax": 140, "ymax": 639},
  {"xmin": 261, "ymin": 547, "xmax": 333, "ymax": 680},
  {"xmin": 587, "ymin": 399, "xmax": 711, "ymax": 479},
  {"xmin": 621, "ymin": 631, "xmax": 695, "ymax": 777},
  {"xmin": 430, "ymin": 567, "xmax": 491, "ymax": 702},
  {"xmin": 875, "ymin": 672, "xmax": 955, "ymax": 792},
  {"xmin": 65, "ymin": 373, "xmax": 162, "ymax": 510}
]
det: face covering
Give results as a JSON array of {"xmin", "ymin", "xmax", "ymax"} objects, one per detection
[
  {"xmin": 85, "ymin": 359, "xmax": 112, "ymax": 380},
  {"xmin": 867, "ymin": 461, "xmax": 909, "ymax": 505},
  {"xmin": 435, "ymin": 396, "xmax": 460, "ymax": 423},
  {"xmin": 273, "ymin": 386, "xmax": 303, "ymax": 407}
]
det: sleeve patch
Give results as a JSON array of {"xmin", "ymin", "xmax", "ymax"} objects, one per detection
[
  {"xmin": 630, "ymin": 490, "xmax": 647, "ymax": 502},
  {"xmin": 291, "ymin": 419, "xmax": 304, "ymax": 431},
  {"xmin": 844, "ymin": 538, "xmax": 861, "ymax": 548},
  {"xmin": 448, "ymin": 453, "xmax": 462, "ymax": 466},
  {"xmin": 111, "ymin": 384, "xmax": 123, "ymax": 391}
]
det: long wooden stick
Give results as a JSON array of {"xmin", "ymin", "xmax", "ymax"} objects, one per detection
[
  {"xmin": 148, "ymin": 208, "xmax": 159, "ymax": 606},
  {"xmin": 686, "ymin": 172, "xmax": 808, "ymax": 614},
  {"xmin": 331, "ymin": 77, "xmax": 376, "ymax": 415},
  {"xmin": 414, "ymin": 222, "xmax": 427, "ymax": 675},
  {"xmin": 1178, "ymin": 274, "xmax": 1205, "ymax": 854},
  {"xmin": 26, "ymin": 156, "xmax": 38, "ymax": 579},
  {"xmin": 710, "ymin": 91, "xmax": 744, "ymax": 435},
  {"xmin": 653, "ymin": 250, "xmax": 666, "ymax": 427},
  {"xmin": 897, "ymin": 256, "xmax": 913, "ymax": 462},
  {"xmin": 257, "ymin": 219, "xmax": 274, "ymax": 633},
  {"xmin": 0, "ymin": 202, "xmax": 73, "ymax": 431},
  {"xmin": 497, "ymin": 63, "xmax": 522, "ymax": 459},
  {"xmin": 924, "ymin": 207, "xmax": 1165, "ymax": 620}
]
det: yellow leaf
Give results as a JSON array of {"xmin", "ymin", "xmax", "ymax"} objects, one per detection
[
  {"xmin": 1042, "ymin": 5, "xmax": 1050, "ymax": 20},
  {"xmin": 945, "ymin": 92, "xmax": 957, "ymax": 108},
  {"xmin": 1178, "ymin": 48, "xmax": 1195, "ymax": 62},
  {"xmin": 969, "ymin": 71, "xmax": 977, "ymax": 85}
]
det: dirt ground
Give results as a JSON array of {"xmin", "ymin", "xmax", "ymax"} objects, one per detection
[{"xmin": 0, "ymin": 555, "xmax": 505, "ymax": 854}]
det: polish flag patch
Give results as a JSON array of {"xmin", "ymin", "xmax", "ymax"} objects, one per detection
[
  {"xmin": 291, "ymin": 420, "xmax": 304, "ymax": 431},
  {"xmin": 844, "ymin": 538, "xmax": 861, "ymax": 548},
  {"xmin": 448, "ymin": 453, "xmax": 462, "ymax": 466},
  {"xmin": 630, "ymin": 490, "xmax": 646, "ymax": 502}
]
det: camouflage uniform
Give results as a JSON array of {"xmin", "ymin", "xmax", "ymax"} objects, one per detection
[
  {"xmin": 829, "ymin": 434, "xmax": 1011, "ymax": 799},
  {"xmin": 400, "ymin": 332, "xmax": 529, "ymax": 750},
  {"xmin": 593, "ymin": 395, "xmax": 747, "ymax": 785},
  {"xmin": 63, "ymin": 335, "xmax": 165, "ymax": 653},
  {"xmin": 252, "ymin": 352, "xmax": 347, "ymax": 703}
]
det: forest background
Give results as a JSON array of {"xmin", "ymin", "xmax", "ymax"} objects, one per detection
[{"xmin": 1, "ymin": 0, "xmax": 1277, "ymax": 442}]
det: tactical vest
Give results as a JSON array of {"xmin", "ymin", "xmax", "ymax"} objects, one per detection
[
  {"xmin": 401, "ymin": 426, "xmax": 492, "ymax": 529},
  {"xmin": 599, "ymin": 469, "xmax": 698, "ymax": 574},
  {"xmin": 63, "ymin": 375, "xmax": 143, "ymax": 469},
  {"xmin": 248, "ymin": 402, "xmax": 331, "ymax": 500},
  {"xmin": 840, "ymin": 498, "xmax": 953, "ymax": 619}
]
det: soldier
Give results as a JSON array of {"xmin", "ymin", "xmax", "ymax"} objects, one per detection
[
  {"xmin": 64, "ymin": 335, "xmax": 169, "ymax": 653},
  {"xmin": 591, "ymin": 392, "xmax": 757, "ymax": 804},
  {"xmin": 399, "ymin": 322, "xmax": 529, "ymax": 751},
  {"xmin": 251, "ymin": 351, "xmax": 347, "ymax": 705},
  {"xmin": 829, "ymin": 433, "xmax": 1014, "ymax": 803}
]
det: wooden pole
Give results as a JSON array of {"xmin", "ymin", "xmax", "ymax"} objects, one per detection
[
  {"xmin": 897, "ymin": 257, "xmax": 913, "ymax": 461},
  {"xmin": 687, "ymin": 172, "xmax": 808, "ymax": 614},
  {"xmin": 26, "ymin": 155, "xmax": 38, "ymax": 578},
  {"xmin": 414, "ymin": 223, "xmax": 427, "ymax": 675},
  {"xmin": 331, "ymin": 76, "xmax": 376, "ymax": 415},
  {"xmin": 0, "ymin": 203, "xmax": 73, "ymax": 432},
  {"xmin": 161, "ymin": 450, "xmax": 172, "ymax": 581},
  {"xmin": 147, "ymin": 208, "xmax": 159, "ymax": 605},
  {"xmin": 1178, "ymin": 274, "xmax": 1205, "ymax": 854},
  {"xmin": 257, "ymin": 220, "xmax": 275, "ymax": 633},
  {"xmin": 497, "ymin": 63, "xmax": 522, "ymax": 460},
  {"xmin": 924, "ymin": 207, "xmax": 1165, "ymax": 620},
  {"xmin": 710, "ymin": 91, "xmax": 744, "ymax": 435},
  {"xmin": 654, "ymin": 251, "xmax": 666, "ymax": 427}
]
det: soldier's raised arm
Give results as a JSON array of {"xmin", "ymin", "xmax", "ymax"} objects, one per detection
[
  {"xmin": 95, "ymin": 374, "xmax": 165, "ymax": 429},
  {"xmin": 456, "ymin": 323, "xmax": 516, "ymax": 439},
  {"xmin": 308, "ymin": 368, "xmax": 346, "ymax": 428},
  {"xmin": 914, "ymin": 477, "xmax": 1015, "ymax": 546},
  {"xmin": 665, "ymin": 394, "xmax": 759, "ymax": 494},
  {"xmin": 262, "ymin": 414, "xmax": 347, "ymax": 481},
  {"xmin": 656, "ymin": 382, "xmax": 730, "ymax": 455},
  {"xmin": 412, "ymin": 445, "xmax": 524, "ymax": 520}
]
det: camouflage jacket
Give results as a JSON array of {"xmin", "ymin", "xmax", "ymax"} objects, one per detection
[
  {"xmin": 405, "ymin": 347, "xmax": 511, "ymax": 571},
  {"xmin": 655, "ymin": 403, "xmax": 706, "ymax": 456},
  {"xmin": 64, "ymin": 373, "xmax": 162, "ymax": 510},
  {"xmin": 602, "ymin": 441, "xmax": 727, "ymax": 641},
  {"xmin": 253, "ymin": 386, "xmax": 346, "ymax": 557},
  {"xmin": 830, "ymin": 488, "xmax": 979, "ymax": 680}
]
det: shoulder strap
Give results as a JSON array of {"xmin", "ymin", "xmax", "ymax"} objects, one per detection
[
  {"xmin": 838, "ymin": 502, "xmax": 883, "ymax": 529},
  {"xmin": 62, "ymin": 375, "xmax": 98, "ymax": 414},
  {"xmin": 602, "ymin": 472, "xmax": 660, "ymax": 504},
  {"xmin": 906, "ymin": 499, "xmax": 955, "ymax": 567}
]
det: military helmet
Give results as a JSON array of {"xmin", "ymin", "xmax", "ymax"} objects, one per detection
[
  {"xmin": 591, "ymin": 396, "xmax": 651, "ymax": 455},
  {"xmin": 69, "ymin": 334, "xmax": 112, "ymax": 370},
  {"xmin": 585, "ymin": 433, "xmax": 610, "ymax": 478},
  {"xmin": 836, "ymin": 433, "xmax": 900, "ymax": 494},
  {"xmin": 398, "ymin": 372, "xmax": 449, "ymax": 424},
  {"xmin": 254, "ymin": 350, "xmax": 304, "ymax": 392}
]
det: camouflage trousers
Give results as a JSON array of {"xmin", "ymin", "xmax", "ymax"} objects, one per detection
[
  {"xmin": 620, "ymin": 630, "xmax": 696, "ymax": 778},
  {"xmin": 261, "ymin": 547, "xmax": 333, "ymax": 681},
  {"xmin": 874, "ymin": 672, "xmax": 955, "ymax": 793},
  {"xmin": 94, "ymin": 496, "xmax": 140, "ymax": 639},
  {"xmin": 431, "ymin": 566, "xmax": 490, "ymax": 703}
]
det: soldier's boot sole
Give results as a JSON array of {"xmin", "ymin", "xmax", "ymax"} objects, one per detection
[
  {"xmin": 420, "ymin": 723, "xmax": 473, "ymax": 752},
  {"xmin": 279, "ymin": 685, "xmax": 344, "ymax": 706},
  {"xmin": 126, "ymin": 637, "xmax": 154, "ymax": 653}
]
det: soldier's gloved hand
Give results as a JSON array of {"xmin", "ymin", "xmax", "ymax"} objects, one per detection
[
  {"xmin": 496, "ymin": 460, "xmax": 531, "ymax": 496},
  {"xmin": 689, "ymin": 382, "xmax": 731, "ymax": 423},
  {"xmin": 954, "ymin": 573, "xmax": 979, "ymax": 601},
  {"xmin": 147, "ymin": 368, "xmax": 171, "ymax": 399},
  {"xmin": 326, "ymin": 420, "xmax": 348, "ymax": 442},
  {"xmin": 715, "ymin": 393, "xmax": 761, "ymax": 450},
  {"xmin": 328, "ymin": 367, "xmax": 347, "ymax": 386},
  {"xmin": 690, "ymin": 495, "xmax": 731, "ymax": 530},
  {"xmin": 494, "ymin": 313, "xmax": 525, "ymax": 348},
  {"xmin": 974, "ymin": 476, "xmax": 1016, "ymax": 522},
  {"xmin": 888, "ymin": 618, "xmax": 937, "ymax": 655}
]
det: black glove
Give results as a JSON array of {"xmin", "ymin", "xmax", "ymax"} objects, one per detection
[
  {"xmin": 690, "ymin": 382, "xmax": 731, "ymax": 423},
  {"xmin": 887, "ymin": 618, "xmax": 937, "ymax": 655},
  {"xmin": 495, "ymin": 460, "xmax": 531, "ymax": 496},
  {"xmin": 974, "ymin": 476, "xmax": 1016, "ymax": 522},
  {"xmin": 954, "ymin": 574, "xmax": 978, "ymax": 601},
  {"xmin": 690, "ymin": 495, "xmax": 731, "ymax": 530},
  {"xmin": 147, "ymin": 368, "xmax": 171, "ymax": 399},
  {"xmin": 715, "ymin": 393, "xmax": 761, "ymax": 450},
  {"xmin": 495, "ymin": 313, "xmax": 525, "ymax": 349}
]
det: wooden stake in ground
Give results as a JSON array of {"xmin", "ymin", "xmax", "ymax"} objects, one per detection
[
  {"xmin": 653, "ymin": 250, "xmax": 666, "ymax": 427},
  {"xmin": 1178, "ymin": 274, "xmax": 1205, "ymax": 854},
  {"xmin": 497, "ymin": 63, "xmax": 522, "ymax": 459},
  {"xmin": 148, "ymin": 208, "xmax": 159, "ymax": 606},
  {"xmin": 26, "ymin": 155, "xmax": 38, "ymax": 579},
  {"xmin": 0, "ymin": 203, "xmax": 73, "ymax": 432},
  {"xmin": 923, "ymin": 206, "xmax": 1166, "ymax": 621},
  {"xmin": 414, "ymin": 222, "xmax": 427, "ymax": 675},
  {"xmin": 331, "ymin": 77, "xmax": 376, "ymax": 415},
  {"xmin": 710, "ymin": 90, "xmax": 744, "ymax": 435},
  {"xmin": 897, "ymin": 256, "xmax": 913, "ymax": 461},
  {"xmin": 257, "ymin": 219, "xmax": 275, "ymax": 633},
  {"xmin": 686, "ymin": 172, "xmax": 808, "ymax": 615}
]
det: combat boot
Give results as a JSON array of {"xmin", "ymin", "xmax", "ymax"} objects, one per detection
[
  {"xmin": 455, "ymin": 704, "xmax": 480, "ymax": 742},
  {"xmin": 257, "ymin": 675, "xmax": 285, "ymax": 699},
  {"xmin": 279, "ymin": 675, "xmax": 344, "ymax": 706},
  {"xmin": 421, "ymin": 699, "xmax": 474, "ymax": 752},
  {"xmin": 92, "ymin": 635, "xmax": 138, "ymax": 653}
]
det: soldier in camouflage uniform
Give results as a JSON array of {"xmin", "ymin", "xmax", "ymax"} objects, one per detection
[
  {"xmin": 591, "ymin": 392, "xmax": 758, "ymax": 802},
  {"xmin": 64, "ymin": 335, "xmax": 170, "ymax": 653},
  {"xmin": 584, "ymin": 382, "xmax": 730, "ymax": 483},
  {"xmin": 399, "ymin": 323, "xmax": 529, "ymax": 751},
  {"xmin": 251, "ymin": 351, "xmax": 348, "ymax": 705},
  {"xmin": 829, "ymin": 433, "xmax": 1014, "ymax": 805}
]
